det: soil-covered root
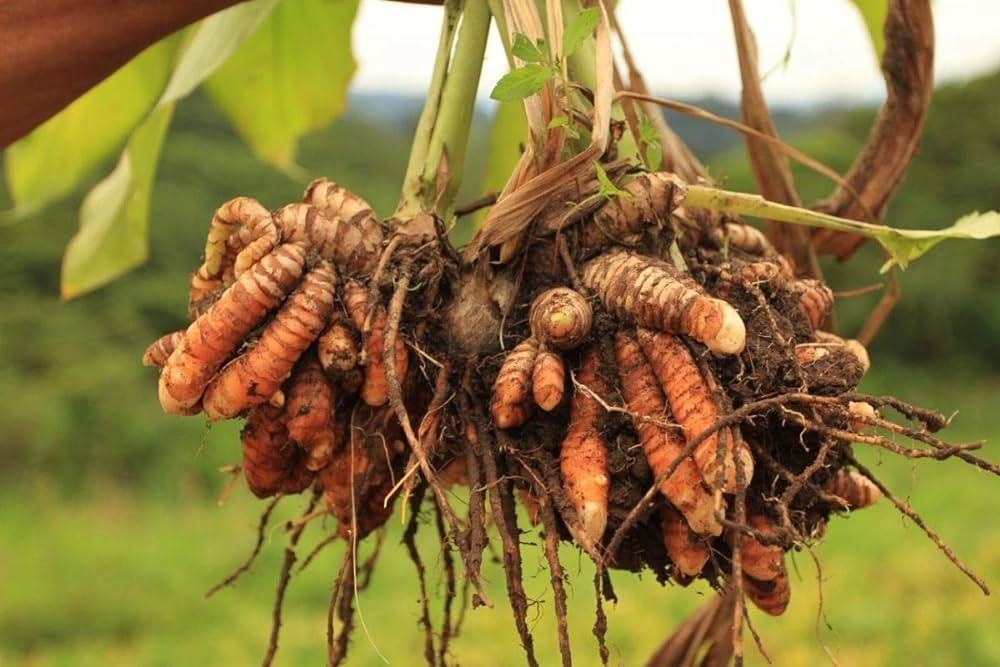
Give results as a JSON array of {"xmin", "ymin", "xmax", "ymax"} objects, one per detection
[
  {"xmin": 560, "ymin": 345, "xmax": 611, "ymax": 546},
  {"xmin": 615, "ymin": 328, "xmax": 723, "ymax": 536}
]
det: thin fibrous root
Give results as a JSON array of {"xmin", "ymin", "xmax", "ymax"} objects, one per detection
[
  {"xmin": 847, "ymin": 454, "xmax": 990, "ymax": 595},
  {"xmin": 205, "ymin": 496, "xmax": 283, "ymax": 598}
]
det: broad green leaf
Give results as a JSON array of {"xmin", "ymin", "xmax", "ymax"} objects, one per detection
[
  {"xmin": 61, "ymin": 0, "xmax": 281, "ymax": 296},
  {"xmin": 3, "ymin": 36, "xmax": 179, "ymax": 219},
  {"xmin": 511, "ymin": 33, "xmax": 546, "ymax": 63},
  {"xmin": 61, "ymin": 105, "xmax": 174, "ymax": 298},
  {"xmin": 848, "ymin": 0, "xmax": 888, "ymax": 61},
  {"xmin": 562, "ymin": 7, "xmax": 600, "ymax": 58},
  {"xmin": 157, "ymin": 0, "xmax": 281, "ymax": 107},
  {"xmin": 684, "ymin": 184, "xmax": 1000, "ymax": 271},
  {"xmin": 490, "ymin": 64, "xmax": 553, "ymax": 102},
  {"xmin": 204, "ymin": 0, "xmax": 361, "ymax": 171}
]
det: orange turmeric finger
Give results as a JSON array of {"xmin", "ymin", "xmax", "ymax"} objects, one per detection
[
  {"xmin": 789, "ymin": 278, "xmax": 834, "ymax": 330},
  {"xmin": 661, "ymin": 505, "xmax": 710, "ymax": 579},
  {"xmin": 528, "ymin": 287, "xmax": 593, "ymax": 351},
  {"xmin": 285, "ymin": 353, "xmax": 338, "ymax": 471},
  {"xmin": 158, "ymin": 244, "xmax": 307, "ymax": 415},
  {"xmin": 317, "ymin": 313, "xmax": 360, "ymax": 376},
  {"xmin": 276, "ymin": 199, "xmax": 383, "ymax": 276},
  {"xmin": 744, "ymin": 568, "xmax": 790, "ymax": 616},
  {"xmin": 825, "ymin": 468, "xmax": 881, "ymax": 510},
  {"xmin": 189, "ymin": 197, "xmax": 278, "ymax": 316},
  {"xmin": 490, "ymin": 337, "xmax": 540, "ymax": 429},
  {"xmin": 341, "ymin": 280, "xmax": 408, "ymax": 407},
  {"xmin": 142, "ymin": 330, "xmax": 184, "ymax": 368},
  {"xmin": 583, "ymin": 250, "xmax": 745, "ymax": 354},
  {"xmin": 615, "ymin": 329, "xmax": 722, "ymax": 536},
  {"xmin": 241, "ymin": 404, "xmax": 314, "ymax": 499},
  {"xmin": 637, "ymin": 328, "xmax": 752, "ymax": 492},
  {"xmin": 202, "ymin": 262, "xmax": 337, "ymax": 420},
  {"xmin": 736, "ymin": 514, "xmax": 785, "ymax": 582},
  {"xmin": 560, "ymin": 345, "xmax": 610, "ymax": 545},
  {"xmin": 578, "ymin": 171, "xmax": 684, "ymax": 250},
  {"xmin": 532, "ymin": 350, "xmax": 565, "ymax": 411}
]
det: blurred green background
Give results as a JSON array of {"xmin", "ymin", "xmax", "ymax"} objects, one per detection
[{"xmin": 0, "ymin": 70, "xmax": 997, "ymax": 666}]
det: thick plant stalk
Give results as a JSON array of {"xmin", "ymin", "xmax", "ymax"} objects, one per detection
[{"xmin": 397, "ymin": 0, "xmax": 491, "ymax": 217}]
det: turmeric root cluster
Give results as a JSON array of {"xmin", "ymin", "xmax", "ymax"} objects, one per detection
[
  {"xmin": 145, "ymin": 179, "xmax": 410, "ymax": 540},
  {"xmin": 145, "ymin": 169, "xmax": 978, "ymax": 666}
]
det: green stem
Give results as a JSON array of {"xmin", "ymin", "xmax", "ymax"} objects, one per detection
[
  {"xmin": 395, "ymin": 0, "xmax": 461, "ymax": 217},
  {"xmin": 685, "ymin": 184, "xmax": 889, "ymax": 237},
  {"xmin": 420, "ymin": 0, "xmax": 491, "ymax": 218}
]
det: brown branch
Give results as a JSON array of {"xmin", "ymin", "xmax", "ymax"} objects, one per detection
[{"xmin": 811, "ymin": 0, "xmax": 934, "ymax": 259}]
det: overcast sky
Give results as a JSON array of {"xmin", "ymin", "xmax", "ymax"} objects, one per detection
[{"xmin": 351, "ymin": 0, "xmax": 1000, "ymax": 105}]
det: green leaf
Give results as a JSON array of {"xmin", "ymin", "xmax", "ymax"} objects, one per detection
[
  {"xmin": 61, "ymin": 105, "xmax": 174, "ymax": 298},
  {"xmin": 875, "ymin": 211, "xmax": 1000, "ymax": 271},
  {"xmin": 683, "ymin": 184, "xmax": 1000, "ymax": 272},
  {"xmin": 848, "ymin": 0, "xmax": 888, "ymax": 61},
  {"xmin": 204, "ymin": 0, "xmax": 360, "ymax": 171},
  {"xmin": 595, "ymin": 162, "xmax": 631, "ymax": 201},
  {"xmin": 3, "ymin": 36, "xmax": 179, "ymax": 219},
  {"xmin": 511, "ymin": 33, "xmax": 545, "ymax": 63},
  {"xmin": 489, "ymin": 64, "xmax": 553, "ymax": 102},
  {"xmin": 548, "ymin": 115, "xmax": 579, "ymax": 140},
  {"xmin": 563, "ymin": 7, "xmax": 600, "ymax": 58},
  {"xmin": 59, "ymin": 0, "xmax": 281, "ymax": 297},
  {"xmin": 636, "ymin": 113, "xmax": 662, "ymax": 170},
  {"xmin": 157, "ymin": 0, "xmax": 282, "ymax": 107}
]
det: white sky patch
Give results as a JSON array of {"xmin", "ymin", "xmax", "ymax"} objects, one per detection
[{"xmin": 351, "ymin": 0, "xmax": 1000, "ymax": 105}]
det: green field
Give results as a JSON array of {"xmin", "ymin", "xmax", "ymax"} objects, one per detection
[{"xmin": 2, "ymin": 366, "xmax": 998, "ymax": 667}]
